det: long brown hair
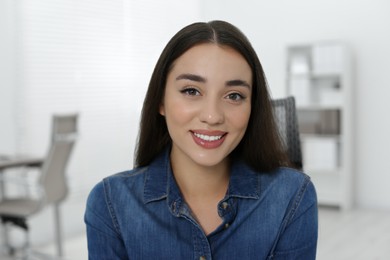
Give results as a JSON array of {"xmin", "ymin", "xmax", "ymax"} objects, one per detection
[{"xmin": 135, "ymin": 21, "xmax": 289, "ymax": 172}]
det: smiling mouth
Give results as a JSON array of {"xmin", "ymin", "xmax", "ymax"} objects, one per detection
[
  {"xmin": 190, "ymin": 130, "xmax": 227, "ymax": 149},
  {"xmin": 192, "ymin": 132, "xmax": 223, "ymax": 141}
]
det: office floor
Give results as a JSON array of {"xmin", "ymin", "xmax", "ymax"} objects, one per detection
[
  {"xmin": 19, "ymin": 207, "xmax": 390, "ymax": 259},
  {"xmin": 316, "ymin": 207, "xmax": 390, "ymax": 260}
]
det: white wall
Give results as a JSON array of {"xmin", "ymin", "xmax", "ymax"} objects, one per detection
[
  {"xmin": 0, "ymin": 0, "xmax": 17, "ymax": 154},
  {"xmin": 200, "ymin": 0, "xmax": 390, "ymax": 209}
]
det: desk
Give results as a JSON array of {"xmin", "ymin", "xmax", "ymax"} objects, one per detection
[
  {"xmin": 0, "ymin": 155, "xmax": 43, "ymax": 171},
  {"xmin": 0, "ymin": 155, "xmax": 44, "ymax": 198}
]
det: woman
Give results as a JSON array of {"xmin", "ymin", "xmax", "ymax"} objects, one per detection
[{"xmin": 85, "ymin": 21, "xmax": 318, "ymax": 259}]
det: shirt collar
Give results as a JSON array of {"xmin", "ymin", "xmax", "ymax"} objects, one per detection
[
  {"xmin": 227, "ymin": 160, "xmax": 260, "ymax": 199},
  {"xmin": 143, "ymin": 149, "xmax": 171, "ymax": 203},
  {"xmin": 143, "ymin": 148, "xmax": 260, "ymax": 204}
]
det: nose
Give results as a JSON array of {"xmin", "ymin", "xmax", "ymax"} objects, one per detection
[{"xmin": 199, "ymin": 97, "xmax": 224, "ymax": 125}]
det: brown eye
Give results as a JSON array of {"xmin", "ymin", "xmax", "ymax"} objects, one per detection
[
  {"xmin": 226, "ymin": 93, "xmax": 245, "ymax": 101},
  {"xmin": 180, "ymin": 88, "xmax": 200, "ymax": 96}
]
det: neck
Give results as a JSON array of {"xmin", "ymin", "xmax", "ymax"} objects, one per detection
[{"xmin": 170, "ymin": 155, "xmax": 230, "ymax": 201}]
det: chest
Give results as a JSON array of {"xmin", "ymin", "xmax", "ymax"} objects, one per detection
[{"xmin": 116, "ymin": 199, "xmax": 281, "ymax": 259}]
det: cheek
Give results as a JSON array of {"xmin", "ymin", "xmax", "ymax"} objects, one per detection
[
  {"xmin": 229, "ymin": 106, "xmax": 251, "ymax": 131},
  {"xmin": 164, "ymin": 99, "xmax": 197, "ymax": 126}
]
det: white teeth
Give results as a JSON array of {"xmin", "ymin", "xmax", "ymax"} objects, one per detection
[{"xmin": 193, "ymin": 133, "xmax": 222, "ymax": 141}]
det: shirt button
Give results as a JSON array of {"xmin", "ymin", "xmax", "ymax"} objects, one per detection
[
  {"xmin": 224, "ymin": 223, "xmax": 230, "ymax": 229},
  {"xmin": 199, "ymin": 256, "xmax": 206, "ymax": 260},
  {"xmin": 221, "ymin": 202, "xmax": 229, "ymax": 210}
]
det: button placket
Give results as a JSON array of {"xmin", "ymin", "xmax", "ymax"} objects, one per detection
[{"xmin": 219, "ymin": 198, "xmax": 237, "ymax": 233}]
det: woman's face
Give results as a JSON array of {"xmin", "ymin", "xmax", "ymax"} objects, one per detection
[{"xmin": 160, "ymin": 43, "xmax": 252, "ymax": 169}]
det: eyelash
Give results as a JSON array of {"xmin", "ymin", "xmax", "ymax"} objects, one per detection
[{"xmin": 180, "ymin": 87, "xmax": 246, "ymax": 102}]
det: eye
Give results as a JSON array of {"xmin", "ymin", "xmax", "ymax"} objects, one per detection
[
  {"xmin": 180, "ymin": 87, "xmax": 201, "ymax": 96},
  {"xmin": 226, "ymin": 92, "xmax": 245, "ymax": 101}
]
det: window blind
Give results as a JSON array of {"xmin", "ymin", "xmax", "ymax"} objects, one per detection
[{"xmin": 14, "ymin": 0, "xmax": 201, "ymax": 194}]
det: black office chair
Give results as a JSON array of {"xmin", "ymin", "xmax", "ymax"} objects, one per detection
[
  {"xmin": 0, "ymin": 114, "xmax": 78, "ymax": 258},
  {"xmin": 271, "ymin": 96, "xmax": 303, "ymax": 170}
]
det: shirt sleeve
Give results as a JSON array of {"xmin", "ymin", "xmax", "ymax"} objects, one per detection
[
  {"xmin": 84, "ymin": 181, "xmax": 128, "ymax": 260},
  {"xmin": 269, "ymin": 179, "xmax": 318, "ymax": 260}
]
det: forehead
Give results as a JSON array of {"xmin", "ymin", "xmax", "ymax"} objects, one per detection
[{"xmin": 168, "ymin": 43, "xmax": 252, "ymax": 81}]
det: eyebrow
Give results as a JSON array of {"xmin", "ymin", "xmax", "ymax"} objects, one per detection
[
  {"xmin": 176, "ymin": 73, "xmax": 206, "ymax": 83},
  {"xmin": 176, "ymin": 73, "xmax": 251, "ymax": 88},
  {"xmin": 226, "ymin": 79, "xmax": 251, "ymax": 88}
]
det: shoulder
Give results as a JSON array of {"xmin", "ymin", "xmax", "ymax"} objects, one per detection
[
  {"xmin": 260, "ymin": 167, "xmax": 312, "ymax": 190},
  {"xmin": 104, "ymin": 166, "xmax": 148, "ymax": 188},
  {"xmin": 262, "ymin": 166, "xmax": 309, "ymax": 182},
  {"xmin": 86, "ymin": 166, "xmax": 149, "ymax": 208},
  {"xmin": 258, "ymin": 167, "xmax": 317, "ymax": 208}
]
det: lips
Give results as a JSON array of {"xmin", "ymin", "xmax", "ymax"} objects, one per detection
[{"xmin": 190, "ymin": 130, "xmax": 227, "ymax": 149}]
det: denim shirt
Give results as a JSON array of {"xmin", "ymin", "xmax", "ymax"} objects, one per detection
[{"xmin": 85, "ymin": 150, "xmax": 318, "ymax": 260}]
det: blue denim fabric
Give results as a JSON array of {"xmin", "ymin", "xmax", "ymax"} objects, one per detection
[{"xmin": 85, "ymin": 149, "xmax": 318, "ymax": 259}]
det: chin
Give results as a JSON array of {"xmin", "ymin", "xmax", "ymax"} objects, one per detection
[{"xmin": 192, "ymin": 153, "xmax": 228, "ymax": 168}]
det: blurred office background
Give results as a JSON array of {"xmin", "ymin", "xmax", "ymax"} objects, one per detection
[{"xmin": 0, "ymin": 0, "xmax": 389, "ymax": 259}]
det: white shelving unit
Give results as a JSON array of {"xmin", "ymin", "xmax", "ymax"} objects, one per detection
[{"xmin": 286, "ymin": 42, "xmax": 353, "ymax": 210}]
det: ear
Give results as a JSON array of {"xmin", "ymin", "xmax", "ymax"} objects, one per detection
[{"xmin": 159, "ymin": 102, "xmax": 165, "ymax": 116}]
